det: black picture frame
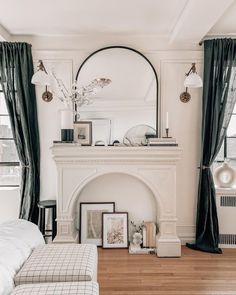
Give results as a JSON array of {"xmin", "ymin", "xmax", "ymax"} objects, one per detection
[
  {"xmin": 74, "ymin": 121, "xmax": 92, "ymax": 146},
  {"xmin": 79, "ymin": 202, "xmax": 115, "ymax": 246}
]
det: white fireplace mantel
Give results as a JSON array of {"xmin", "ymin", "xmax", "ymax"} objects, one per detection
[{"xmin": 51, "ymin": 144, "xmax": 182, "ymax": 257}]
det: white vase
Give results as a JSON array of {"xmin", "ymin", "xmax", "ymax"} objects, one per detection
[
  {"xmin": 60, "ymin": 108, "xmax": 74, "ymax": 142},
  {"xmin": 60, "ymin": 108, "xmax": 73, "ymax": 130},
  {"xmin": 214, "ymin": 161, "xmax": 236, "ymax": 188},
  {"xmin": 132, "ymin": 232, "xmax": 142, "ymax": 246}
]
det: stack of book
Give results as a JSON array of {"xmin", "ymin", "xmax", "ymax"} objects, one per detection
[
  {"xmin": 142, "ymin": 222, "xmax": 156, "ymax": 248},
  {"xmin": 147, "ymin": 137, "xmax": 178, "ymax": 146},
  {"xmin": 129, "ymin": 244, "xmax": 156, "ymax": 255}
]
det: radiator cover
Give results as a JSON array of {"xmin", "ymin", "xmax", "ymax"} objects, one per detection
[{"xmin": 216, "ymin": 189, "xmax": 236, "ymax": 248}]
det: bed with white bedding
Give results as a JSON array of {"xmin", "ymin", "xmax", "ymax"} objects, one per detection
[{"xmin": 0, "ymin": 219, "xmax": 45, "ymax": 295}]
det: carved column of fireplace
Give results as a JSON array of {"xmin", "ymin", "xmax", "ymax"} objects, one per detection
[{"xmin": 51, "ymin": 145, "xmax": 182, "ymax": 257}]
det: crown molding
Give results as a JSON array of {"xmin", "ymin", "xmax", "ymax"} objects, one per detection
[{"xmin": 11, "ymin": 34, "xmax": 203, "ymax": 51}]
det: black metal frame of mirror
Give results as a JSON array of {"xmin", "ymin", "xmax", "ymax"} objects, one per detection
[{"xmin": 75, "ymin": 45, "xmax": 159, "ymax": 135}]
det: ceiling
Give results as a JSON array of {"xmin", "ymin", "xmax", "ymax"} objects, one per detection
[
  {"xmin": 209, "ymin": 0, "xmax": 236, "ymax": 36},
  {"xmin": 0, "ymin": 0, "xmax": 236, "ymax": 46},
  {"xmin": 0, "ymin": 0, "xmax": 187, "ymax": 36}
]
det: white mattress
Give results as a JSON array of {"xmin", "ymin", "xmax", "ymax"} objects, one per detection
[{"xmin": 0, "ymin": 219, "xmax": 45, "ymax": 295}]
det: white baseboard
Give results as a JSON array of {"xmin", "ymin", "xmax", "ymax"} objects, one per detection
[{"xmin": 177, "ymin": 225, "xmax": 195, "ymax": 245}]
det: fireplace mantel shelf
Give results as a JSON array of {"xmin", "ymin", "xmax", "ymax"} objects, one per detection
[
  {"xmin": 51, "ymin": 145, "xmax": 182, "ymax": 163},
  {"xmin": 51, "ymin": 144, "xmax": 182, "ymax": 257}
]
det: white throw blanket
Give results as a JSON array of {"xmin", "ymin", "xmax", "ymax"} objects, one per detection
[{"xmin": 0, "ymin": 219, "xmax": 45, "ymax": 295}]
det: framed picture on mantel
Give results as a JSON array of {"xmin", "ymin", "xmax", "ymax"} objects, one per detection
[
  {"xmin": 79, "ymin": 202, "xmax": 115, "ymax": 246},
  {"xmin": 74, "ymin": 121, "xmax": 92, "ymax": 146}
]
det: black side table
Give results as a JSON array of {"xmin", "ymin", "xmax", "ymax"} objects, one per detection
[{"xmin": 38, "ymin": 200, "xmax": 57, "ymax": 240}]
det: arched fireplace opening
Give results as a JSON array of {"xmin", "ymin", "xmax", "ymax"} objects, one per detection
[{"xmin": 75, "ymin": 173, "xmax": 159, "ymax": 240}]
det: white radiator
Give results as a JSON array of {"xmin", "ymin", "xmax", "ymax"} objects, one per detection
[{"xmin": 216, "ymin": 188, "xmax": 236, "ymax": 248}]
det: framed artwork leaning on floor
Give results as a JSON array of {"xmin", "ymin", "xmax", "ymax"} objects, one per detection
[
  {"xmin": 102, "ymin": 212, "xmax": 128, "ymax": 248},
  {"xmin": 79, "ymin": 202, "xmax": 115, "ymax": 246}
]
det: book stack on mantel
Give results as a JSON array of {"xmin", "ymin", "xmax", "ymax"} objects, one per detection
[{"xmin": 147, "ymin": 137, "xmax": 178, "ymax": 147}]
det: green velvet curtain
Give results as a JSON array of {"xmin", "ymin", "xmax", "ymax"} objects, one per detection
[
  {"xmin": 187, "ymin": 39, "xmax": 236, "ymax": 253},
  {"xmin": 0, "ymin": 42, "xmax": 40, "ymax": 224}
]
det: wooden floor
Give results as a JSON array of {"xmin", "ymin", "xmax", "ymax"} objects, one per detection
[{"xmin": 98, "ymin": 246, "xmax": 236, "ymax": 295}]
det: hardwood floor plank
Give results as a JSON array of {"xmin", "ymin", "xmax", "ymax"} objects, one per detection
[{"xmin": 98, "ymin": 246, "xmax": 236, "ymax": 295}]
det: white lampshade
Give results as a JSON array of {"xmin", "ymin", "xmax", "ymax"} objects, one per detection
[
  {"xmin": 184, "ymin": 73, "xmax": 203, "ymax": 88},
  {"xmin": 31, "ymin": 70, "xmax": 51, "ymax": 86}
]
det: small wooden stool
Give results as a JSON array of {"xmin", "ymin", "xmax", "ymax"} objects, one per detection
[{"xmin": 38, "ymin": 200, "xmax": 57, "ymax": 240}]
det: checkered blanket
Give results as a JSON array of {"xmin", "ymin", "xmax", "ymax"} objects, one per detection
[{"xmin": 14, "ymin": 244, "xmax": 97, "ymax": 285}]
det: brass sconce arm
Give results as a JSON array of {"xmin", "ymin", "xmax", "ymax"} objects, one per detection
[{"xmin": 38, "ymin": 60, "xmax": 48, "ymax": 74}]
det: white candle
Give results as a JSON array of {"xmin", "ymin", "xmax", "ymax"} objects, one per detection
[
  {"xmin": 166, "ymin": 112, "xmax": 169, "ymax": 129},
  {"xmin": 60, "ymin": 109, "xmax": 73, "ymax": 129}
]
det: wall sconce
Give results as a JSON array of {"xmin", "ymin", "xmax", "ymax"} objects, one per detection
[
  {"xmin": 31, "ymin": 60, "xmax": 53, "ymax": 102},
  {"xmin": 179, "ymin": 63, "xmax": 203, "ymax": 103}
]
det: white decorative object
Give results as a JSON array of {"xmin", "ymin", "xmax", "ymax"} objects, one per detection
[
  {"xmin": 129, "ymin": 244, "xmax": 155, "ymax": 254},
  {"xmin": 51, "ymin": 145, "xmax": 182, "ymax": 257},
  {"xmin": 88, "ymin": 118, "xmax": 112, "ymax": 146},
  {"xmin": 214, "ymin": 161, "xmax": 236, "ymax": 188},
  {"xmin": 52, "ymin": 74, "xmax": 111, "ymax": 108},
  {"xmin": 132, "ymin": 232, "xmax": 142, "ymax": 246},
  {"xmin": 123, "ymin": 124, "xmax": 156, "ymax": 146}
]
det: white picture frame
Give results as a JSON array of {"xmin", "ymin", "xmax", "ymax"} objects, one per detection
[
  {"xmin": 102, "ymin": 212, "xmax": 129, "ymax": 248},
  {"xmin": 90, "ymin": 118, "xmax": 112, "ymax": 145}
]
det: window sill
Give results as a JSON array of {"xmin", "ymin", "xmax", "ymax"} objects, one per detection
[{"xmin": 0, "ymin": 186, "xmax": 20, "ymax": 191}]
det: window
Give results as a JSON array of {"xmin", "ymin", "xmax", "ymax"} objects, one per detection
[
  {"xmin": 0, "ymin": 87, "xmax": 20, "ymax": 187},
  {"xmin": 214, "ymin": 102, "xmax": 236, "ymax": 168}
]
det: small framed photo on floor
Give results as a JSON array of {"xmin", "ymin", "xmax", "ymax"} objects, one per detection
[
  {"xmin": 102, "ymin": 212, "xmax": 128, "ymax": 248},
  {"xmin": 79, "ymin": 202, "xmax": 115, "ymax": 246},
  {"xmin": 74, "ymin": 121, "xmax": 92, "ymax": 146}
]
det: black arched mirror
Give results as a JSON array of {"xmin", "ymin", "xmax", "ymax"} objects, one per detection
[{"xmin": 75, "ymin": 46, "xmax": 158, "ymax": 144}]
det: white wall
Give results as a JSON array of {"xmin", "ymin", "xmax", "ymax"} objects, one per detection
[
  {"xmin": 0, "ymin": 36, "xmax": 203, "ymax": 244},
  {"xmin": 0, "ymin": 188, "xmax": 20, "ymax": 223}
]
